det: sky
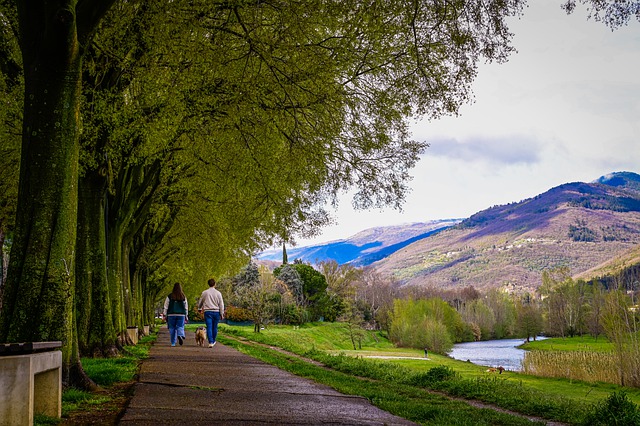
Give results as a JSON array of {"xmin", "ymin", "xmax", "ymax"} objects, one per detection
[{"xmin": 295, "ymin": 1, "xmax": 640, "ymax": 247}]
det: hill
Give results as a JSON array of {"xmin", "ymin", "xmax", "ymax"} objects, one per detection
[
  {"xmin": 256, "ymin": 219, "xmax": 462, "ymax": 266},
  {"xmin": 371, "ymin": 171, "xmax": 640, "ymax": 293}
]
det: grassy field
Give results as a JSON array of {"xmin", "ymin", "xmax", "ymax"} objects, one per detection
[
  {"xmin": 215, "ymin": 322, "xmax": 640, "ymax": 425},
  {"xmin": 49, "ymin": 323, "xmax": 640, "ymax": 425},
  {"xmin": 522, "ymin": 335, "xmax": 614, "ymax": 353}
]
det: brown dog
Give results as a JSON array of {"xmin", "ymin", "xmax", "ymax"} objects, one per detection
[{"xmin": 195, "ymin": 327, "xmax": 206, "ymax": 347}]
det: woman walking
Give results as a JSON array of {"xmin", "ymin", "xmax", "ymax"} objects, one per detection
[{"xmin": 163, "ymin": 283, "xmax": 188, "ymax": 347}]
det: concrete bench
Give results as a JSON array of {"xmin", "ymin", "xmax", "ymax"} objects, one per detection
[{"xmin": 0, "ymin": 341, "xmax": 62, "ymax": 426}]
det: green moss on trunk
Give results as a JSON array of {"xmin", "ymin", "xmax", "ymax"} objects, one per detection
[{"xmin": 76, "ymin": 169, "xmax": 118, "ymax": 356}]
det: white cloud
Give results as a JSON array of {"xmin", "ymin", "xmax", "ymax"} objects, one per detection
[{"xmin": 426, "ymin": 136, "xmax": 542, "ymax": 166}]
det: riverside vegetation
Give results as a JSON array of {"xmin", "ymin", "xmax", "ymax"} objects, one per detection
[
  {"xmin": 41, "ymin": 323, "xmax": 640, "ymax": 425},
  {"xmin": 218, "ymin": 322, "xmax": 640, "ymax": 425}
]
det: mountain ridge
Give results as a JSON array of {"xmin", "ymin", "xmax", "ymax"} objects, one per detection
[
  {"xmin": 258, "ymin": 171, "xmax": 640, "ymax": 293},
  {"xmin": 372, "ymin": 171, "xmax": 640, "ymax": 292},
  {"xmin": 256, "ymin": 219, "xmax": 462, "ymax": 266}
]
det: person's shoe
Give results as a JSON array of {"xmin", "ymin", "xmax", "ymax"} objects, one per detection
[
  {"xmin": 208, "ymin": 343, "xmax": 214, "ymax": 348},
  {"xmin": 178, "ymin": 336, "xmax": 183, "ymax": 346},
  {"xmin": 212, "ymin": 341, "xmax": 216, "ymax": 347},
  {"xmin": 171, "ymin": 344, "xmax": 176, "ymax": 347}
]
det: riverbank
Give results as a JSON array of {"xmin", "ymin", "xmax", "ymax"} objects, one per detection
[
  {"xmin": 48, "ymin": 323, "xmax": 640, "ymax": 425},
  {"xmin": 220, "ymin": 322, "xmax": 640, "ymax": 424}
]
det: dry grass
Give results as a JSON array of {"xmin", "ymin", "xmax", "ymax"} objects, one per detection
[{"xmin": 522, "ymin": 350, "xmax": 620, "ymax": 384}]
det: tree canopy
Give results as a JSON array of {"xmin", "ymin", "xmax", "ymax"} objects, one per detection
[
  {"xmin": 562, "ymin": 0, "xmax": 640, "ymax": 29},
  {"xmin": 0, "ymin": 0, "xmax": 527, "ymax": 386}
]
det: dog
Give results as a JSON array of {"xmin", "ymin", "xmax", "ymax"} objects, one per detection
[
  {"xmin": 195, "ymin": 326, "xmax": 206, "ymax": 347},
  {"xmin": 486, "ymin": 366, "xmax": 505, "ymax": 374}
]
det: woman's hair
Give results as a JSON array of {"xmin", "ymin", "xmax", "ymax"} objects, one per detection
[{"xmin": 170, "ymin": 282, "xmax": 186, "ymax": 300}]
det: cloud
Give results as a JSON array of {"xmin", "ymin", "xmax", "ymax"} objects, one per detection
[{"xmin": 425, "ymin": 135, "xmax": 543, "ymax": 166}]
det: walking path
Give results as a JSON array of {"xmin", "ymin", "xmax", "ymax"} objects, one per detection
[{"xmin": 119, "ymin": 327, "xmax": 416, "ymax": 425}]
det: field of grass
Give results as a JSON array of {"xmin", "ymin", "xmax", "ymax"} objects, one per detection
[
  {"xmin": 42, "ymin": 323, "xmax": 640, "ymax": 425},
  {"xmin": 219, "ymin": 322, "xmax": 640, "ymax": 425},
  {"xmin": 522, "ymin": 335, "xmax": 614, "ymax": 353},
  {"xmin": 218, "ymin": 329, "xmax": 545, "ymax": 425},
  {"xmin": 518, "ymin": 336, "xmax": 633, "ymax": 386}
]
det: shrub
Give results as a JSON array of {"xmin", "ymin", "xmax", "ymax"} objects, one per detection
[
  {"xmin": 388, "ymin": 298, "xmax": 458, "ymax": 353},
  {"xmin": 225, "ymin": 306, "xmax": 253, "ymax": 322},
  {"xmin": 581, "ymin": 391, "xmax": 640, "ymax": 426},
  {"xmin": 278, "ymin": 303, "xmax": 304, "ymax": 325},
  {"xmin": 409, "ymin": 365, "xmax": 457, "ymax": 387}
]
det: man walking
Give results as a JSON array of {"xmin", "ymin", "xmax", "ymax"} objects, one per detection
[{"xmin": 198, "ymin": 278, "xmax": 225, "ymax": 348}]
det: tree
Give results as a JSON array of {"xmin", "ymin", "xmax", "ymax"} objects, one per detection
[
  {"xmin": 484, "ymin": 289, "xmax": 516, "ymax": 339},
  {"xmin": 585, "ymin": 279, "xmax": 606, "ymax": 340},
  {"xmin": 274, "ymin": 264, "xmax": 304, "ymax": 305},
  {"xmin": 233, "ymin": 262, "xmax": 261, "ymax": 292},
  {"xmin": 291, "ymin": 263, "xmax": 329, "ymax": 320},
  {"xmin": 515, "ymin": 295, "xmax": 543, "ymax": 342},
  {"xmin": 389, "ymin": 298, "xmax": 456, "ymax": 354},
  {"xmin": 540, "ymin": 268, "xmax": 588, "ymax": 337},
  {"xmin": 562, "ymin": 1, "xmax": 640, "ymax": 29},
  {"xmin": 233, "ymin": 264, "xmax": 279, "ymax": 332},
  {"xmin": 0, "ymin": 0, "xmax": 116, "ymax": 388},
  {"xmin": 0, "ymin": 29, "xmax": 20, "ymax": 293},
  {"xmin": 354, "ymin": 267, "xmax": 400, "ymax": 331},
  {"xmin": 339, "ymin": 302, "xmax": 366, "ymax": 350},
  {"xmin": 319, "ymin": 260, "xmax": 363, "ymax": 322},
  {"xmin": 602, "ymin": 289, "xmax": 640, "ymax": 387},
  {"xmin": 459, "ymin": 299, "xmax": 495, "ymax": 341},
  {"xmin": 1, "ymin": 0, "xmax": 527, "ymax": 385}
]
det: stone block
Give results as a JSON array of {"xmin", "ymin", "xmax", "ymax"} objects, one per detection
[{"xmin": 0, "ymin": 350, "xmax": 62, "ymax": 426}]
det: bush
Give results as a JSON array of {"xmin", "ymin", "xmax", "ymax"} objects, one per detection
[
  {"xmin": 408, "ymin": 365, "xmax": 457, "ymax": 387},
  {"xmin": 225, "ymin": 306, "xmax": 253, "ymax": 322},
  {"xmin": 582, "ymin": 391, "xmax": 640, "ymax": 426},
  {"xmin": 278, "ymin": 304, "xmax": 304, "ymax": 325}
]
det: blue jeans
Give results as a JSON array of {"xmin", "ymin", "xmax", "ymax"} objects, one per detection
[
  {"xmin": 167, "ymin": 315, "xmax": 186, "ymax": 345},
  {"xmin": 204, "ymin": 311, "xmax": 221, "ymax": 344}
]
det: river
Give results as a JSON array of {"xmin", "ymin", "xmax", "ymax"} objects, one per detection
[{"xmin": 447, "ymin": 337, "xmax": 545, "ymax": 371}]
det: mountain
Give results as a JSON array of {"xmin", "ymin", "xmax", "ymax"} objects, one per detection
[
  {"xmin": 371, "ymin": 171, "xmax": 640, "ymax": 293},
  {"xmin": 256, "ymin": 219, "xmax": 462, "ymax": 266}
]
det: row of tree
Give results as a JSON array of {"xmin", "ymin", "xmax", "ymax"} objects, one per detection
[
  {"xmin": 396, "ymin": 269, "xmax": 640, "ymax": 355},
  {"xmin": 0, "ymin": 1, "xmax": 529, "ymax": 387},
  {"xmin": 1, "ymin": 0, "xmax": 636, "ymax": 388}
]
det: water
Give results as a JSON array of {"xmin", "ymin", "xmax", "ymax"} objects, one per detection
[{"xmin": 447, "ymin": 338, "xmax": 545, "ymax": 371}]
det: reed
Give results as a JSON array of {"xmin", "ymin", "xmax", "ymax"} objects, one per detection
[{"xmin": 522, "ymin": 350, "xmax": 620, "ymax": 384}]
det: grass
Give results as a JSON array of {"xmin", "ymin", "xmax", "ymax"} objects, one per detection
[
  {"xmin": 35, "ymin": 333, "xmax": 156, "ymax": 425},
  {"xmin": 520, "ymin": 336, "xmax": 638, "ymax": 386},
  {"xmin": 522, "ymin": 335, "xmax": 614, "ymax": 352},
  {"xmin": 220, "ymin": 322, "xmax": 640, "ymax": 425},
  {"xmin": 78, "ymin": 336, "xmax": 155, "ymax": 389},
  {"xmin": 219, "ymin": 333, "xmax": 544, "ymax": 425},
  {"xmin": 190, "ymin": 321, "xmax": 394, "ymax": 352},
  {"xmin": 37, "ymin": 323, "xmax": 640, "ymax": 425}
]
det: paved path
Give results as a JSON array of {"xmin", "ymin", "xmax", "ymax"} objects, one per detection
[{"xmin": 119, "ymin": 327, "xmax": 417, "ymax": 425}]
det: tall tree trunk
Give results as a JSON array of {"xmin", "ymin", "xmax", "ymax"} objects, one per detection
[
  {"xmin": 0, "ymin": 2, "xmax": 83, "ymax": 386},
  {"xmin": 0, "ymin": 228, "xmax": 6, "ymax": 307},
  {"xmin": 106, "ymin": 160, "xmax": 162, "ymax": 341},
  {"xmin": 0, "ymin": 1, "xmax": 115, "ymax": 388},
  {"xmin": 106, "ymin": 222, "xmax": 126, "ymax": 342},
  {"xmin": 76, "ymin": 169, "xmax": 118, "ymax": 357}
]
